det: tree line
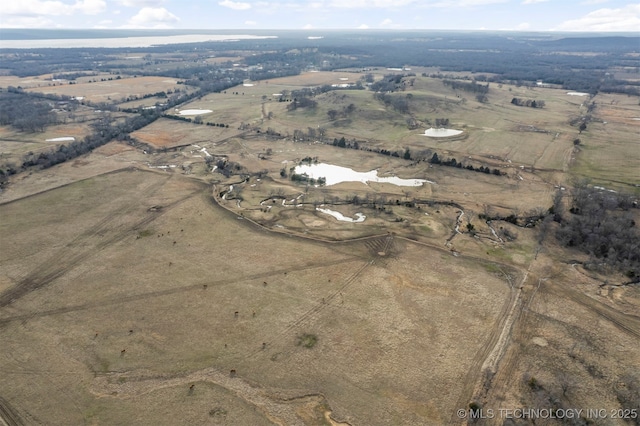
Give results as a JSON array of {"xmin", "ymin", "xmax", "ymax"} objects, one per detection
[
  {"xmin": 511, "ymin": 98, "xmax": 546, "ymax": 108},
  {"xmin": 442, "ymin": 79, "xmax": 490, "ymax": 94},
  {"xmin": 284, "ymin": 128, "xmax": 506, "ymax": 179}
]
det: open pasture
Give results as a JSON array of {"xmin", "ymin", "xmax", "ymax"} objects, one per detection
[
  {"xmin": 24, "ymin": 76, "xmax": 183, "ymax": 103},
  {"xmin": 0, "ymin": 74, "xmax": 58, "ymax": 89},
  {"xmin": 225, "ymin": 75, "xmax": 596, "ymax": 175},
  {"xmin": 130, "ymin": 118, "xmax": 240, "ymax": 149},
  {"xmin": 265, "ymin": 71, "xmax": 364, "ymax": 88},
  {"xmin": 0, "ymin": 167, "xmax": 513, "ymax": 425},
  {"xmin": 570, "ymin": 91, "xmax": 640, "ymax": 190},
  {"xmin": 177, "ymin": 89, "xmax": 273, "ymax": 127},
  {"xmin": 0, "ymin": 121, "xmax": 94, "ymax": 165}
]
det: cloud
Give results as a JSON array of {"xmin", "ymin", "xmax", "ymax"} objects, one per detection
[
  {"xmin": 93, "ymin": 19, "xmax": 113, "ymax": 28},
  {"xmin": 581, "ymin": 0, "xmax": 609, "ymax": 4},
  {"xmin": 380, "ymin": 18, "xmax": 393, "ymax": 26},
  {"xmin": 244, "ymin": 20, "xmax": 257, "ymax": 25},
  {"xmin": 1, "ymin": 0, "xmax": 106, "ymax": 16},
  {"xmin": 357, "ymin": 23, "xmax": 369, "ymax": 29},
  {"xmin": 430, "ymin": 0, "xmax": 508, "ymax": 7},
  {"xmin": 74, "ymin": 0, "xmax": 106, "ymax": 14},
  {"xmin": 553, "ymin": 4, "xmax": 640, "ymax": 31},
  {"xmin": 0, "ymin": 15, "xmax": 57, "ymax": 28},
  {"xmin": 126, "ymin": 6, "xmax": 179, "ymax": 28},
  {"xmin": 218, "ymin": 0, "xmax": 252, "ymax": 10},
  {"xmin": 117, "ymin": 0, "xmax": 165, "ymax": 7},
  {"xmin": 303, "ymin": 23, "xmax": 314, "ymax": 29},
  {"xmin": 522, "ymin": 0, "xmax": 548, "ymax": 4},
  {"xmin": 329, "ymin": 0, "xmax": 416, "ymax": 8}
]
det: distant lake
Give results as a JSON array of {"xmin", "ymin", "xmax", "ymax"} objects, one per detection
[{"xmin": 0, "ymin": 34, "xmax": 277, "ymax": 49}]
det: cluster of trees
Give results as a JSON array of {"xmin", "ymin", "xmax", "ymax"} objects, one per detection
[
  {"xmin": 0, "ymin": 91, "xmax": 59, "ymax": 132},
  {"xmin": 369, "ymin": 73, "xmax": 412, "ymax": 93},
  {"xmin": 554, "ymin": 183, "xmax": 639, "ymax": 280},
  {"xmin": 429, "ymin": 153, "xmax": 506, "ymax": 176},
  {"xmin": 290, "ymin": 84, "xmax": 363, "ymax": 101},
  {"xmin": 290, "ymin": 173, "xmax": 326, "ymax": 186},
  {"xmin": 442, "ymin": 79, "xmax": 489, "ymax": 95},
  {"xmin": 373, "ymin": 92, "xmax": 410, "ymax": 114},
  {"xmin": 327, "ymin": 103, "xmax": 356, "ymax": 120},
  {"xmin": 287, "ymin": 96, "xmax": 317, "ymax": 111},
  {"xmin": 210, "ymin": 158, "xmax": 245, "ymax": 178},
  {"xmin": 511, "ymin": 98, "xmax": 546, "ymax": 108},
  {"xmin": 434, "ymin": 118, "xmax": 450, "ymax": 127},
  {"xmin": 205, "ymin": 121, "xmax": 229, "ymax": 128}
]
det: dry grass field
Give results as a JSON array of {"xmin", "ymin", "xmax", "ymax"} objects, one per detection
[
  {"xmin": 0, "ymin": 108, "xmax": 131, "ymax": 168},
  {"xmin": 0, "ymin": 167, "xmax": 515, "ymax": 425},
  {"xmin": 1, "ymin": 69, "xmax": 639, "ymax": 426},
  {"xmin": 570, "ymin": 92, "xmax": 640, "ymax": 191},
  {"xmin": 130, "ymin": 118, "xmax": 242, "ymax": 149},
  {"xmin": 24, "ymin": 76, "xmax": 184, "ymax": 103}
]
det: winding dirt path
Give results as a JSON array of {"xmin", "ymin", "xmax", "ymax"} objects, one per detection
[{"xmin": 90, "ymin": 367, "xmax": 351, "ymax": 426}]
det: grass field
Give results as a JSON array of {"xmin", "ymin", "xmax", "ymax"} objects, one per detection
[
  {"xmin": 23, "ymin": 76, "xmax": 184, "ymax": 103},
  {"xmin": 0, "ymin": 168, "xmax": 514, "ymax": 425},
  {"xmin": 130, "ymin": 118, "xmax": 241, "ymax": 149},
  {"xmin": 570, "ymin": 92, "xmax": 640, "ymax": 192},
  {"xmin": 0, "ymin": 107, "xmax": 131, "ymax": 167}
]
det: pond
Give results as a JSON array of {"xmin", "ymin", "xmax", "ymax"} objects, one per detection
[
  {"xmin": 423, "ymin": 128, "xmax": 463, "ymax": 137},
  {"xmin": 46, "ymin": 137, "xmax": 75, "ymax": 142},
  {"xmin": 293, "ymin": 163, "xmax": 432, "ymax": 187},
  {"xmin": 316, "ymin": 207, "xmax": 366, "ymax": 223},
  {"xmin": 566, "ymin": 92, "xmax": 589, "ymax": 97},
  {"xmin": 178, "ymin": 109, "xmax": 212, "ymax": 116}
]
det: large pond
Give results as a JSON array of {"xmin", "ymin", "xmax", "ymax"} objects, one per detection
[
  {"xmin": 46, "ymin": 137, "xmax": 75, "ymax": 142},
  {"xmin": 423, "ymin": 128, "xmax": 463, "ymax": 137},
  {"xmin": 180, "ymin": 109, "xmax": 213, "ymax": 115},
  {"xmin": 293, "ymin": 163, "xmax": 432, "ymax": 187},
  {"xmin": 178, "ymin": 109, "xmax": 212, "ymax": 116},
  {"xmin": 567, "ymin": 92, "xmax": 590, "ymax": 97}
]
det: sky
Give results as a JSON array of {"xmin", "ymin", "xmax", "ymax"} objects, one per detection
[{"xmin": 0, "ymin": 0, "xmax": 639, "ymax": 32}]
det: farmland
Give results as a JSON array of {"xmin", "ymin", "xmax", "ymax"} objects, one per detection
[
  {"xmin": 24, "ymin": 75, "xmax": 186, "ymax": 104},
  {"xmin": 0, "ymin": 31, "xmax": 639, "ymax": 426}
]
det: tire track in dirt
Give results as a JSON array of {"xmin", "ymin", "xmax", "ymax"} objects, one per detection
[
  {"xmin": 542, "ymin": 280, "xmax": 640, "ymax": 339},
  {"xmin": 0, "ymin": 176, "xmax": 198, "ymax": 309},
  {"xmin": 0, "ymin": 396, "xmax": 24, "ymax": 426},
  {"xmin": 481, "ymin": 271, "xmax": 640, "ymax": 416},
  {"xmin": 476, "ymin": 276, "xmax": 544, "ymax": 414},
  {"xmin": 243, "ymin": 236, "xmax": 394, "ymax": 362},
  {"xmin": 244, "ymin": 258, "xmax": 374, "ymax": 361},
  {"xmin": 0, "ymin": 257, "xmax": 359, "ymax": 326},
  {"xmin": 449, "ymin": 270, "xmax": 520, "ymax": 425}
]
